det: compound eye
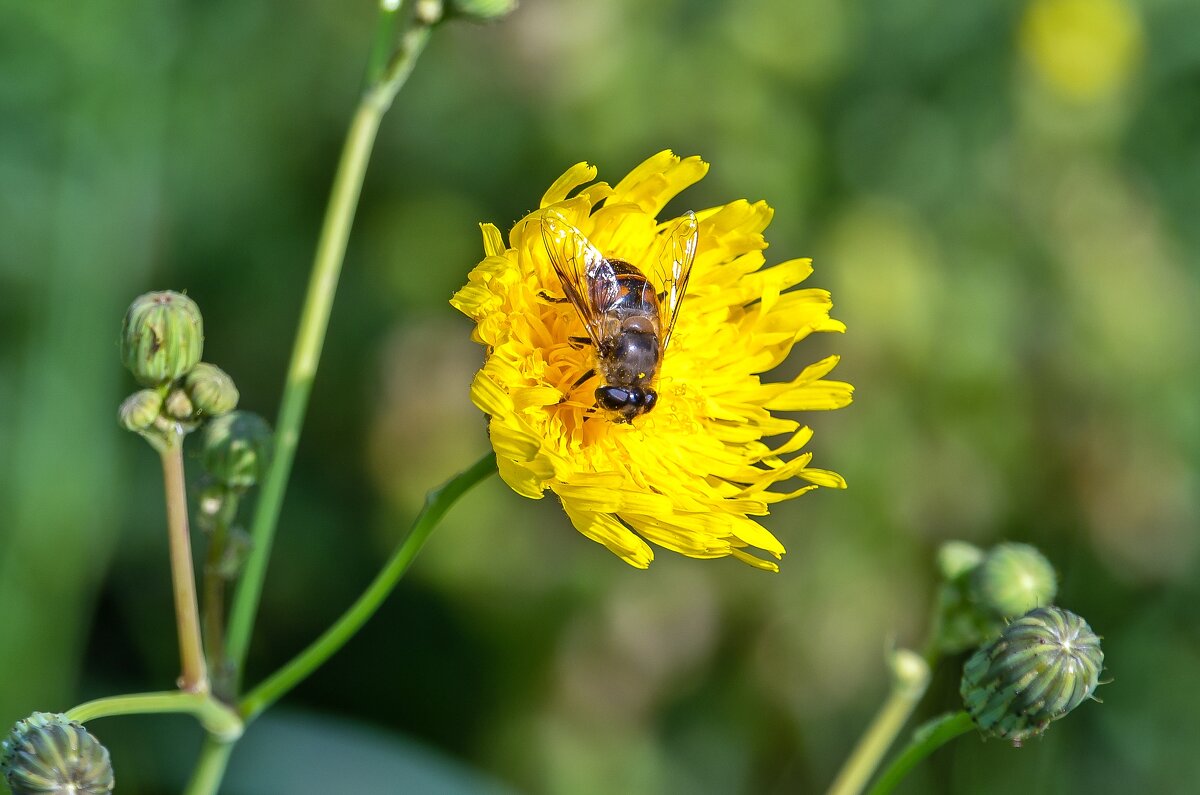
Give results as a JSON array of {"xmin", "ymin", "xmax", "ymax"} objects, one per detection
[
  {"xmin": 641, "ymin": 389, "xmax": 658, "ymax": 413},
  {"xmin": 595, "ymin": 386, "xmax": 632, "ymax": 411}
]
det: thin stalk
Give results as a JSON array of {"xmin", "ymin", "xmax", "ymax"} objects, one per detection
[
  {"xmin": 202, "ymin": 489, "xmax": 240, "ymax": 700},
  {"xmin": 161, "ymin": 441, "xmax": 208, "ymax": 694},
  {"xmin": 183, "ymin": 739, "xmax": 234, "ymax": 795},
  {"xmin": 222, "ymin": 7, "xmax": 436, "ymax": 693},
  {"xmin": 239, "ymin": 452, "xmax": 496, "ymax": 720},
  {"xmin": 66, "ymin": 691, "xmax": 242, "ymax": 741},
  {"xmin": 827, "ymin": 650, "xmax": 930, "ymax": 795},
  {"xmin": 866, "ymin": 712, "xmax": 975, "ymax": 795}
]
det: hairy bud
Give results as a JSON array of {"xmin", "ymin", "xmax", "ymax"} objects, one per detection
[
  {"xmin": 961, "ymin": 606, "xmax": 1103, "ymax": 744},
  {"xmin": 972, "ymin": 542, "xmax": 1057, "ymax": 619},
  {"xmin": 121, "ymin": 291, "xmax": 204, "ymax": 386},
  {"xmin": 118, "ymin": 389, "xmax": 163, "ymax": 432},
  {"xmin": 164, "ymin": 387, "xmax": 196, "ymax": 421},
  {"xmin": 185, "ymin": 363, "xmax": 239, "ymax": 417},
  {"xmin": 1, "ymin": 713, "xmax": 114, "ymax": 794},
  {"xmin": 202, "ymin": 411, "xmax": 274, "ymax": 489}
]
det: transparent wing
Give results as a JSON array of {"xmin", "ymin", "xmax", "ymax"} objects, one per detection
[
  {"xmin": 541, "ymin": 212, "xmax": 619, "ymax": 346},
  {"xmin": 656, "ymin": 210, "xmax": 699, "ymax": 352}
]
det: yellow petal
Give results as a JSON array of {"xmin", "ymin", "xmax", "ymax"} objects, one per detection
[{"xmin": 540, "ymin": 162, "xmax": 597, "ymax": 208}]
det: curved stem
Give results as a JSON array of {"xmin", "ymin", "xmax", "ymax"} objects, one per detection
[
  {"xmin": 223, "ymin": 6, "xmax": 436, "ymax": 692},
  {"xmin": 66, "ymin": 691, "xmax": 242, "ymax": 741},
  {"xmin": 867, "ymin": 712, "xmax": 975, "ymax": 795},
  {"xmin": 239, "ymin": 452, "xmax": 496, "ymax": 720},
  {"xmin": 161, "ymin": 442, "xmax": 209, "ymax": 694},
  {"xmin": 827, "ymin": 650, "xmax": 930, "ymax": 795}
]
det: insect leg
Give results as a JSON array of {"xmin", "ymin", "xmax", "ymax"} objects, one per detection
[
  {"xmin": 572, "ymin": 368, "xmax": 597, "ymax": 389},
  {"xmin": 568, "ymin": 335, "xmax": 592, "ymax": 349},
  {"xmin": 537, "ymin": 290, "xmax": 570, "ymax": 304}
]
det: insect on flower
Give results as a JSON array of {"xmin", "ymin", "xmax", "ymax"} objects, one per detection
[{"xmin": 540, "ymin": 209, "xmax": 698, "ymax": 423}]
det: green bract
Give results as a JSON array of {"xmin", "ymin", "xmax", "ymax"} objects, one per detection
[
  {"xmin": 121, "ymin": 291, "xmax": 204, "ymax": 386},
  {"xmin": 1, "ymin": 713, "xmax": 114, "ymax": 795},
  {"xmin": 961, "ymin": 606, "xmax": 1103, "ymax": 744}
]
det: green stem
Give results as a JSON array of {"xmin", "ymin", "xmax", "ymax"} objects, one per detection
[
  {"xmin": 184, "ymin": 738, "xmax": 234, "ymax": 795},
  {"xmin": 239, "ymin": 452, "xmax": 496, "ymax": 720},
  {"xmin": 866, "ymin": 712, "xmax": 975, "ymax": 795},
  {"xmin": 222, "ymin": 9, "xmax": 436, "ymax": 692},
  {"xmin": 66, "ymin": 691, "xmax": 242, "ymax": 741},
  {"xmin": 202, "ymin": 489, "xmax": 240, "ymax": 701},
  {"xmin": 827, "ymin": 650, "xmax": 930, "ymax": 795},
  {"xmin": 161, "ymin": 441, "xmax": 209, "ymax": 694}
]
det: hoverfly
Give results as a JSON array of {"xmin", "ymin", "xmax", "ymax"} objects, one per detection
[{"xmin": 541, "ymin": 210, "xmax": 699, "ymax": 423}]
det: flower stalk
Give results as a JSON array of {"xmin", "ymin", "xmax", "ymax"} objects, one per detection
[
  {"xmin": 65, "ymin": 692, "xmax": 243, "ymax": 743},
  {"xmin": 200, "ymin": 488, "xmax": 240, "ymax": 699},
  {"xmin": 866, "ymin": 711, "xmax": 975, "ymax": 795},
  {"xmin": 827, "ymin": 650, "xmax": 930, "ymax": 795},
  {"xmin": 238, "ymin": 452, "xmax": 496, "ymax": 720},
  {"xmin": 223, "ymin": 0, "xmax": 437, "ymax": 692},
  {"xmin": 160, "ymin": 440, "xmax": 208, "ymax": 694}
]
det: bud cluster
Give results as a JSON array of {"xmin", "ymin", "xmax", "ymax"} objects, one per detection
[
  {"xmin": 932, "ymin": 541, "xmax": 1058, "ymax": 655},
  {"xmin": 117, "ymin": 291, "xmax": 240, "ymax": 447},
  {"xmin": 932, "ymin": 541, "xmax": 1104, "ymax": 745}
]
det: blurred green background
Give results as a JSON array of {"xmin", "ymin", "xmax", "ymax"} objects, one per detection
[{"xmin": 1, "ymin": 0, "xmax": 1197, "ymax": 792}]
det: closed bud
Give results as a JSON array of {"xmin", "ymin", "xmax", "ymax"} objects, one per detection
[
  {"xmin": 202, "ymin": 411, "xmax": 273, "ymax": 489},
  {"xmin": 446, "ymin": 0, "xmax": 517, "ymax": 22},
  {"xmin": 1, "ymin": 712, "xmax": 113, "ymax": 794},
  {"xmin": 961, "ymin": 606, "xmax": 1103, "ymax": 745},
  {"xmin": 121, "ymin": 291, "xmax": 204, "ymax": 386},
  {"xmin": 118, "ymin": 389, "xmax": 163, "ymax": 432},
  {"xmin": 937, "ymin": 540, "xmax": 984, "ymax": 581},
  {"xmin": 972, "ymin": 542, "xmax": 1057, "ymax": 619},
  {"xmin": 164, "ymin": 387, "xmax": 196, "ymax": 421},
  {"xmin": 185, "ymin": 363, "xmax": 239, "ymax": 416}
]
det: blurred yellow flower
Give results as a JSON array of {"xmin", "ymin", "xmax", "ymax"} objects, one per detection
[
  {"xmin": 451, "ymin": 152, "xmax": 851, "ymax": 570},
  {"xmin": 1020, "ymin": 0, "xmax": 1142, "ymax": 102}
]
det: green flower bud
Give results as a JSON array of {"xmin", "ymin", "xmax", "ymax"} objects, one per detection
[
  {"xmin": 972, "ymin": 542, "xmax": 1057, "ymax": 619},
  {"xmin": 185, "ymin": 363, "xmax": 239, "ymax": 416},
  {"xmin": 202, "ymin": 411, "xmax": 273, "ymax": 489},
  {"xmin": 445, "ymin": 0, "xmax": 517, "ymax": 22},
  {"xmin": 121, "ymin": 291, "xmax": 204, "ymax": 386},
  {"xmin": 961, "ymin": 606, "xmax": 1103, "ymax": 745},
  {"xmin": 937, "ymin": 540, "xmax": 984, "ymax": 581},
  {"xmin": 164, "ymin": 387, "xmax": 196, "ymax": 421},
  {"xmin": 118, "ymin": 389, "xmax": 163, "ymax": 432},
  {"xmin": 1, "ymin": 712, "xmax": 113, "ymax": 794}
]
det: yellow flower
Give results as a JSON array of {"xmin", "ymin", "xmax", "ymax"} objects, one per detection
[{"xmin": 451, "ymin": 151, "xmax": 852, "ymax": 570}]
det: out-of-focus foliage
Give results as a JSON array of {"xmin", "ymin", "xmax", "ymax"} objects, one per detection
[{"xmin": 1, "ymin": 0, "xmax": 1196, "ymax": 793}]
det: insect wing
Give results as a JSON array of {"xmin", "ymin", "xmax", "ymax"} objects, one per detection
[
  {"xmin": 656, "ymin": 210, "xmax": 699, "ymax": 352},
  {"xmin": 541, "ymin": 212, "xmax": 619, "ymax": 346}
]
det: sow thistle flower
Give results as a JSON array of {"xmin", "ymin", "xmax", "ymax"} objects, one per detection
[{"xmin": 452, "ymin": 151, "xmax": 852, "ymax": 570}]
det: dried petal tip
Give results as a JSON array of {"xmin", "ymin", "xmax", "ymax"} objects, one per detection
[
  {"xmin": 185, "ymin": 363, "xmax": 240, "ymax": 417},
  {"xmin": 121, "ymin": 291, "xmax": 204, "ymax": 386},
  {"xmin": 118, "ymin": 389, "xmax": 163, "ymax": 432},
  {"xmin": 961, "ymin": 606, "xmax": 1104, "ymax": 744},
  {"xmin": 1, "ymin": 712, "xmax": 114, "ymax": 794},
  {"xmin": 972, "ymin": 542, "xmax": 1057, "ymax": 619},
  {"xmin": 202, "ymin": 411, "xmax": 274, "ymax": 489}
]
